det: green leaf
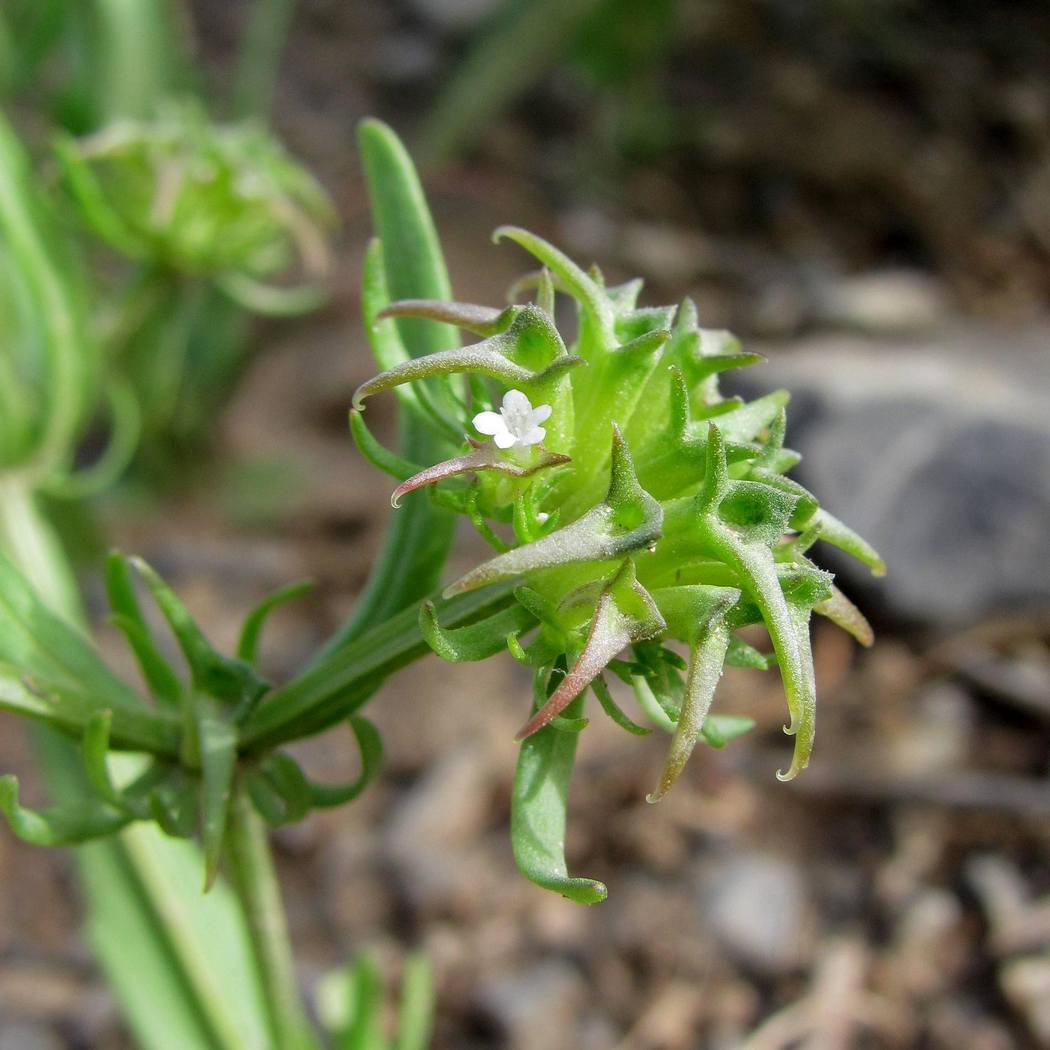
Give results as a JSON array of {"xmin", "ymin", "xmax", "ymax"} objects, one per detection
[
  {"xmin": 494, "ymin": 225, "xmax": 615, "ymax": 344},
  {"xmin": 0, "ymin": 551, "xmax": 150, "ymax": 712},
  {"xmin": 701, "ymin": 714, "xmax": 755, "ymax": 748},
  {"xmin": 812, "ymin": 507, "xmax": 886, "ymax": 576},
  {"xmin": 306, "ymin": 716, "xmax": 384, "ymax": 808},
  {"xmin": 245, "ymin": 752, "xmax": 312, "ymax": 826},
  {"xmin": 329, "ymin": 954, "xmax": 386, "ymax": 1050},
  {"xmin": 196, "ymin": 699, "xmax": 238, "ymax": 890},
  {"xmin": 237, "ymin": 579, "xmax": 313, "ymax": 665},
  {"xmin": 445, "ymin": 425, "xmax": 662, "ymax": 596},
  {"xmin": 516, "ymin": 559, "xmax": 665, "ymax": 739},
  {"xmin": 244, "ymin": 583, "xmax": 518, "ymax": 752},
  {"xmin": 316, "ymin": 120, "xmax": 459, "ymax": 657},
  {"xmin": 131, "ymin": 557, "xmax": 269, "ymax": 708},
  {"xmin": 419, "ymin": 599, "xmax": 535, "ymax": 662},
  {"xmin": 147, "ymin": 770, "xmax": 198, "ymax": 839},
  {"xmin": 106, "ymin": 552, "xmax": 182, "ymax": 708},
  {"xmin": 726, "ymin": 635, "xmax": 770, "ymax": 670},
  {"xmin": 815, "ymin": 584, "xmax": 874, "ymax": 647},
  {"xmin": 590, "ymin": 675, "xmax": 650, "ymax": 735},
  {"xmin": 352, "ymin": 308, "xmax": 582, "ymax": 411},
  {"xmin": 0, "ymin": 773, "xmax": 130, "ymax": 844},
  {"xmin": 391, "ymin": 441, "xmax": 571, "ymax": 509},
  {"xmin": 0, "ymin": 663, "xmax": 180, "ymax": 756},
  {"xmin": 81, "ymin": 709, "xmax": 130, "ymax": 811},
  {"xmin": 395, "ymin": 952, "xmax": 434, "ymax": 1050},
  {"xmin": 647, "ymin": 588, "xmax": 737, "ymax": 802},
  {"xmin": 694, "ymin": 424, "xmax": 816, "ymax": 780},
  {"xmin": 86, "ymin": 823, "xmax": 272, "ymax": 1050},
  {"xmin": 511, "ymin": 686, "xmax": 607, "ymax": 904},
  {"xmin": 349, "ymin": 409, "xmax": 422, "ymax": 483}
]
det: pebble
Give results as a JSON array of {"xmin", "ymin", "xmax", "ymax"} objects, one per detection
[
  {"xmin": 701, "ymin": 851, "xmax": 811, "ymax": 974},
  {"xmin": 476, "ymin": 960, "xmax": 586, "ymax": 1050},
  {"xmin": 408, "ymin": 0, "xmax": 502, "ymax": 33},
  {"xmin": 0, "ymin": 1020, "xmax": 63, "ymax": 1050},
  {"xmin": 813, "ymin": 269, "xmax": 948, "ymax": 332}
]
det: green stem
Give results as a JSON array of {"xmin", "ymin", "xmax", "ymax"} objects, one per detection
[
  {"xmin": 243, "ymin": 581, "xmax": 518, "ymax": 752},
  {"xmin": 0, "ymin": 476, "xmax": 85, "ymax": 623},
  {"xmin": 225, "ymin": 786, "xmax": 317, "ymax": 1050},
  {"xmin": 93, "ymin": 0, "xmax": 184, "ymax": 122},
  {"xmin": 232, "ymin": 0, "xmax": 297, "ymax": 121}
]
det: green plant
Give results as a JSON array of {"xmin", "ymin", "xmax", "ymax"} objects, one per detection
[{"xmin": 0, "ymin": 112, "xmax": 881, "ymax": 1046}]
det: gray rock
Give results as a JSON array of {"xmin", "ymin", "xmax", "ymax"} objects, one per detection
[
  {"xmin": 477, "ymin": 960, "xmax": 585, "ymax": 1050},
  {"xmin": 0, "ymin": 1020, "xmax": 63, "ymax": 1050},
  {"xmin": 813, "ymin": 269, "xmax": 948, "ymax": 333},
  {"xmin": 701, "ymin": 852, "xmax": 811, "ymax": 973},
  {"xmin": 731, "ymin": 323, "xmax": 1050, "ymax": 626},
  {"xmin": 409, "ymin": 0, "xmax": 502, "ymax": 33}
]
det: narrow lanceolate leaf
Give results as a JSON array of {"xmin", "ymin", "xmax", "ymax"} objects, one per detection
[
  {"xmin": 245, "ymin": 753, "xmax": 312, "ymax": 827},
  {"xmin": 306, "ymin": 716, "xmax": 383, "ymax": 808},
  {"xmin": 395, "ymin": 952, "xmax": 435, "ymax": 1050},
  {"xmin": 237, "ymin": 579, "xmax": 314, "ymax": 665},
  {"xmin": 81, "ymin": 710, "xmax": 129, "ymax": 811},
  {"xmin": 0, "ymin": 664, "xmax": 180, "ymax": 756},
  {"xmin": 516, "ymin": 561, "xmax": 665, "ymax": 739},
  {"xmin": 349, "ymin": 409, "xmax": 422, "ymax": 482},
  {"xmin": 392, "ymin": 442, "xmax": 570, "ymax": 507},
  {"xmin": 318, "ymin": 120, "xmax": 460, "ymax": 656},
  {"xmin": 106, "ymin": 552, "xmax": 181, "ymax": 707},
  {"xmin": 445, "ymin": 425, "xmax": 662, "ymax": 596},
  {"xmin": 647, "ymin": 587, "xmax": 739, "ymax": 802},
  {"xmin": 0, "ymin": 774, "xmax": 130, "ymax": 844},
  {"xmin": 494, "ymin": 226, "xmax": 615, "ymax": 344},
  {"xmin": 590, "ymin": 675, "xmax": 650, "ymax": 736},
  {"xmin": 812, "ymin": 507, "xmax": 887, "ymax": 576},
  {"xmin": 815, "ymin": 585, "xmax": 875, "ymax": 647},
  {"xmin": 693, "ymin": 424, "xmax": 815, "ymax": 780},
  {"xmin": 511, "ymin": 689, "xmax": 607, "ymax": 904},
  {"xmin": 378, "ymin": 298, "xmax": 515, "ymax": 337},
  {"xmin": 420, "ymin": 600, "xmax": 536, "ymax": 662},
  {"xmin": 0, "ymin": 551, "xmax": 148, "ymax": 710},
  {"xmin": 195, "ymin": 700, "xmax": 238, "ymax": 890},
  {"xmin": 352, "ymin": 310, "xmax": 581, "ymax": 411},
  {"xmin": 131, "ymin": 557, "xmax": 269, "ymax": 708}
]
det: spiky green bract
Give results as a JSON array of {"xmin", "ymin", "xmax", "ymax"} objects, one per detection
[{"xmin": 353, "ymin": 228, "xmax": 882, "ymax": 899}]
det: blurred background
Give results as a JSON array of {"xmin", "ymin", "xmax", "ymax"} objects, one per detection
[{"xmin": 2, "ymin": 1, "xmax": 1050, "ymax": 1047}]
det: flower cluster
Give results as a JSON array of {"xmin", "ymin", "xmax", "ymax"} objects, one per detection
[{"xmin": 352, "ymin": 227, "xmax": 884, "ymax": 797}]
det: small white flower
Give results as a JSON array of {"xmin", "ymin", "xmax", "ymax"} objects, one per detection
[{"xmin": 473, "ymin": 389, "xmax": 551, "ymax": 450}]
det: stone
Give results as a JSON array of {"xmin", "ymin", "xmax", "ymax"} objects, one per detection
[
  {"xmin": 0, "ymin": 1020, "xmax": 63, "ymax": 1050},
  {"xmin": 701, "ymin": 851, "xmax": 811, "ymax": 973},
  {"xmin": 409, "ymin": 0, "xmax": 502, "ymax": 33},
  {"xmin": 476, "ymin": 960, "xmax": 586, "ymax": 1050},
  {"xmin": 813, "ymin": 269, "xmax": 947, "ymax": 333},
  {"xmin": 730, "ymin": 323, "xmax": 1050, "ymax": 626}
]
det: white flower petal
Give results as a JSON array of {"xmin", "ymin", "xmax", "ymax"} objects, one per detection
[
  {"xmin": 502, "ymin": 389, "xmax": 531, "ymax": 414},
  {"xmin": 472, "ymin": 411, "xmax": 505, "ymax": 436},
  {"xmin": 493, "ymin": 430, "xmax": 517, "ymax": 449},
  {"xmin": 532, "ymin": 403, "xmax": 552, "ymax": 424},
  {"xmin": 521, "ymin": 426, "xmax": 546, "ymax": 447}
]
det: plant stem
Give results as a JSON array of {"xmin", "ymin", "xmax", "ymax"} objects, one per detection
[
  {"xmin": 225, "ymin": 785, "xmax": 318, "ymax": 1050},
  {"xmin": 0, "ymin": 476, "xmax": 84, "ymax": 623},
  {"xmin": 232, "ymin": 0, "xmax": 297, "ymax": 121}
]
